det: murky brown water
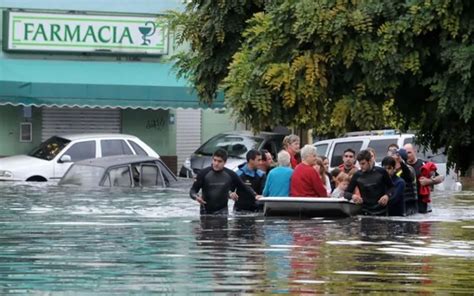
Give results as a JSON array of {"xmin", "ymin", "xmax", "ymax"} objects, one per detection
[{"xmin": 0, "ymin": 183, "xmax": 473, "ymax": 294}]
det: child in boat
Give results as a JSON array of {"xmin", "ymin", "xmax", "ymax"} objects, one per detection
[{"xmin": 331, "ymin": 172, "xmax": 350, "ymax": 198}]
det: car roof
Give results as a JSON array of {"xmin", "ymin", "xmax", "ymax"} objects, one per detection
[
  {"xmin": 73, "ymin": 155, "xmax": 160, "ymax": 168},
  {"xmin": 56, "ymin": 133, "xmax": 139, "ymax": 141},
  {"xmin": 220, "ymin": 131, "xmax": 287, "ymax": 137},
  {"xmin": 315, "ymin": 133, "xmax": 415, "ymax": 143}
]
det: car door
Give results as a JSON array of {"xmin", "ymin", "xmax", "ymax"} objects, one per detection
[
  {"xmin": 52, "ymin": 140, "xmax": 97, "ymax": 180},
  {"xmin": 139, "ymin": 163, "xmax": 165, "ymax": 187}
]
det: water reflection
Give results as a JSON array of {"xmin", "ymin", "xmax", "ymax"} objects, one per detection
[{"xmin": 0, "ymin": 183, "xmax": 473, "ymax": 294}]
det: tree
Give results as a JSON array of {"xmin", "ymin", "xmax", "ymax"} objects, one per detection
[
  {"xmin": 171, "ymin": 0, "xmax": 474, "ymax": 173},
  {"xmin": 168, "ymin": 0, "xmax": 265, "ymax": 104}
]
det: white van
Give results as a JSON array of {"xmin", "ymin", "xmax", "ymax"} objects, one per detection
[{"xmin": 313, "ymin": 130, "xmax": 462, "ymax": 191}]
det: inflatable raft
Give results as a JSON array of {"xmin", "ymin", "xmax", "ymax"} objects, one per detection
[{"xmin": 260, "ymin": 197, "xmax": 362, "ymax": 217}]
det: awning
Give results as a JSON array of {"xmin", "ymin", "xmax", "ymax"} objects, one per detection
[{"xmin": 0, "ymin": 59, "xmax": 224, "ymax": 109}]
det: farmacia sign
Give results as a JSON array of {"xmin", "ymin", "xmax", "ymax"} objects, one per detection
[{"xmin": 3, "ymin": 11, "xmax": 168, "ymax": 55}]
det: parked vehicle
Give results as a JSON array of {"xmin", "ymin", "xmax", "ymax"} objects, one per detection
[
  {"xmin": 179, "ymin": 131, "xmax": 287, "ymax": 177},
  {"xmin": 59, "ymin": 155, "xmax": 178, "ymax": 188},
  {"xmin": 313, "ymin": 130, "xmax": 462, "ymax": 191},
  {"xmin": 0, "ymin": 133, "xmax": 159, "ymax": 182}
]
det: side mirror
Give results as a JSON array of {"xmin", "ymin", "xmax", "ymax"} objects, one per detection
[{"xmin": 59, "ymin": 155, "xmax": 72, "ymax": 163}]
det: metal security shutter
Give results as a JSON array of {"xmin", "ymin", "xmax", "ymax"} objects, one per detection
[
  {"xmin": 42, "ymin": 107, "xmax": 121, "ymax": 141},
  {"xmin": 176, "ymin": 109, "xmax": 201, "ymax": 172}
]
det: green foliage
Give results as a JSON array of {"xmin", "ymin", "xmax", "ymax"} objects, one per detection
[
  {"xmin": 167, "ymin": 0, "xmax": 265, "ymax": 105},
  {"xmin": 172, "ymin": 0, "xmax": 474, "ymax": 172}
]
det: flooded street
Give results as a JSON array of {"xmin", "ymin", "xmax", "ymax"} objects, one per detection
[{"xmin": 0, "ymin": 182, "xmax": 473, "ymax": 294}]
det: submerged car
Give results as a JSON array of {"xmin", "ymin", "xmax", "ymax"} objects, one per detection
[
  {"xmin": 0, "ymin": 133, "xmax": 159, "ymax": 182},
  {"xmin": 59, "ymin": 155, "xmax": 177, "ymax": 188},
  {"xmin": 179, "ymin": 131, "xmax": 287, "ymax": 177}
]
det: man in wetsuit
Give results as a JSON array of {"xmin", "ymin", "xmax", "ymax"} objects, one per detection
[
  {"xmin": 344, "ymin": 150, "xmax": 393, "ymax": 215},
  {"xmin": 189, "ymin": 148, "xmax": 257, "ymax": 215}
]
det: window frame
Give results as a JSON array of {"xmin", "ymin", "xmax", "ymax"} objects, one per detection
[
  {"xmin": 128, "ymin": 140, "xmax": 149, "ymax": 156},
  {"xmin": 102, "ymin": 165, "xmax": 133, "ymax": 187},
  {"xmin": 139, "ymin": 163, "xmax": 165, "ymax": 187},
  {"xmin": 315, "ymin": 143, "xmax": 329, "ymax": 157},
  {"xmin": 100, "ymin": 139, "xmax": 134, "ymax": 157}
]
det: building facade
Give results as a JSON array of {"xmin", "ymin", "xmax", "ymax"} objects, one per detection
[{"xmin": 0, "ymin": 1, "xmax": 242, "ymax": 173}]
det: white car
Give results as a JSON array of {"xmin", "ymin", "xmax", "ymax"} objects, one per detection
[{"xmin": 0, "ymin": 133, "xmax": 159, "ymax": 182}]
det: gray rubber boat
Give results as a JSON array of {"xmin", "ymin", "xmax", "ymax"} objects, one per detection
[{"xmin": 260, "ymin": 197, "xmax": 362, "ymax": 217}]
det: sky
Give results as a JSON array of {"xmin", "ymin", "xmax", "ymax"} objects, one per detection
[{"xmin": 0, "ymin": 0, "xmax": 183, "ymax": 14}]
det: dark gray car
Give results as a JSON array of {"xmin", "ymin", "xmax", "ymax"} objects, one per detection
[
  {"xmin": 179, "ymin": 131, "xmax": 287, "ymax": 177},
  {"xmin": 59, "ymin": 155, "xmax": 180, "ymax": 188}
]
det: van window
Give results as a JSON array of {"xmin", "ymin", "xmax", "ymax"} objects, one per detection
[
  {"xmin": 331, "ymin": 141, "xmax": 363, "ymax": 167},
  {"xmin": 315, "ymin": 144, "xmax": 328, "ymax": 157},
  {"xmin": 403, "ymin": 137, "xmax": 413, "ymax": 145},
  {"xmin": 368, "ymin": 139, "xmax": 398, "ymax": 162},
  {"xmin": 403, "ymin": 137, "xmax": 447, "ymax": 163}
]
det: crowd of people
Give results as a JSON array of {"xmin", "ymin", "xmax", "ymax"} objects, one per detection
[{"xmin": 189, "ymin": 134, "xmax": 444, "ymax": 216}]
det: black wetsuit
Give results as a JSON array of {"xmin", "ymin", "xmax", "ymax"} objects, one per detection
[
  {"xmin": 344, "ymin": 166, "xmax": 393, "ymax": 215},
  {"xmin": 189, "ymin": 166, "xmax": 256, "ymax": 214}
]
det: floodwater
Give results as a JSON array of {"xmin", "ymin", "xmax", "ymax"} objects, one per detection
[{"xmin": 0, "ymin": 182, "xmax": 473, "ymax": 294}]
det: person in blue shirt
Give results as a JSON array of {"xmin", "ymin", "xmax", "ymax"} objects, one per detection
[
  {"xmin": 263, "ymin": 150, "xmax": 294, "ymax": 197},
  {"xmin": 382, "ymin": 156, "xmax": 406, "ymax": 216}
]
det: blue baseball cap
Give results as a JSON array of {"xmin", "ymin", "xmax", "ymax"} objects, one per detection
[{"xmin": 397, "ymin": 148, "xmax": 408, "ymax": 162}]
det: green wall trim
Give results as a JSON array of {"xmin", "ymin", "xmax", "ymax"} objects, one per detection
[
  {"xmin": 121, "ymin": 109, "xmax": 175, "ymax": 155},
  {"xmin": 0, "ymin": 105, "xmax": 41, "ymax": 156}
]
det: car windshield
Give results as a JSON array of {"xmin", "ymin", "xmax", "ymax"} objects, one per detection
[
  {"xmin": 28, "ymin": 136, "xmax": 71, "ymax": 161},
  {"xmin": 196, "ymin": 134, "xmax": 263, "ymax": 158},
  {"xmin": 59, "ymin": 165, "xmax": 105, "ymax": 186}
]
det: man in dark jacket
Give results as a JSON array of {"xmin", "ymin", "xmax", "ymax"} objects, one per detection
[
  {"xmin": 382, "ymin": 156, "xmax": 406, "ymax": 216},
  {"xmin": 404, "ymin": 143, "xmax": 444, "ymax": 213},
  {"xmin": 233, "ymin": 149, "xmax": 266, "ymax": 212}
]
